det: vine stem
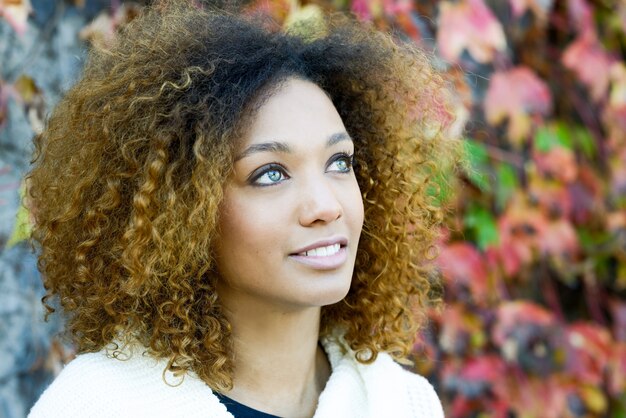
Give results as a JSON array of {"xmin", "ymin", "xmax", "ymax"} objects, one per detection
[
  {"xmin": 541, "ymin": 276, "xmax": 565, "ymax": 323},
  {"xmin": 583, "ymin": 263, "xmax": 608, "ymax": 326}
]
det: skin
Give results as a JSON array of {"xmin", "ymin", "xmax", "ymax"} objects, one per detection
[{"xmin": 214, "ymin": 78, "xmax": 364, "ymax": 417}]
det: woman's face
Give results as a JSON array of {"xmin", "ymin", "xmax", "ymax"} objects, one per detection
[{"xmin": 214, "ymin": 78, "xmax": 364, "ymax": 311}]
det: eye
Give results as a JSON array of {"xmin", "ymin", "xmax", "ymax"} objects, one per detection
[
  {"xmin": 249, "ymin": 164, "xmax": 290, "ymax": 186},
  {"xmin": 327, "ymin": 153, "xmax": 354, "ymax": 173}
]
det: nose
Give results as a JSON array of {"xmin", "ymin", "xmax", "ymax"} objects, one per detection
[{"xmin": 298, "ymin": 178, "xmax": 343, "ymax": 226}]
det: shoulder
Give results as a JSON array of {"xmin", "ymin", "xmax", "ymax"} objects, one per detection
[
  {"xmin": 397, "ymin": 364, "xmax": 445, "ymax": 418},
  {"xmin": 28, "ymin": 348, "xmax": 231, "ymax": 418},
  {"xmin": 320, "ymin": 334, "xmax": 444, "ymax": 418},
  {"xmin": 368, "ymin": 353, "xmax": 445, "ymax": 418}
]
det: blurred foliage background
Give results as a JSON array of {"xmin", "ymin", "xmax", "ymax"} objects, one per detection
[{"xmin": 1, "ymin": 0, "xmax": 625, "ymax": 417}]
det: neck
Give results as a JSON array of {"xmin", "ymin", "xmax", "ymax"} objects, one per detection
[{"xmin": 219, "ymin": 291, "xmax": 331, "ymax": 418}]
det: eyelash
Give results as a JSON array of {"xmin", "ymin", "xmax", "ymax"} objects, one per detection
[{"xmin": 248, "ymin": 152, "xmax": 355, "ymax": 187}]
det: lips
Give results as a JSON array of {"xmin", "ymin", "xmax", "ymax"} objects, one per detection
[
  {"xmin": 289, "ymin": 236, "xmax": 349, "ymax": 270},
  {"xmin": 290, "ymin": 237, "xmax": 348, "ymax": 255}
]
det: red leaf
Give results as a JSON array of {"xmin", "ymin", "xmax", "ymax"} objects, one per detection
[
  {"xmin": 492, "ymin": 375, "xmax": 569, "ymax": 418},
  {"xmin": 533, "ymin": 146, "xmax": 578, "ymax": 184},
  {"xmin": 350, "ymin": 0, "xmax": 373, "ymax": 21},
  {"xmin": 458, "ymin": 355, "xmax": 507, "ymax": 383},
  {"xmin": 484, "ymin": 67, "xmax": 552, "ymax": 145},
  {"xmin": 568, "ymin": 166, "xmax": 604, "ymax": 224},
  {"xmin": 437, "ymin": 243, "xmax": 490, "ymax": 303},
  {"xmin": 0, "ymin": 0, "xmax": 31, "ymax": 35},
  {"xmin": 529, "ymin": 176, "xmax": 573, "ymax": 219},
  {"xmin": 438, "ymin": 304, "xmax": 486, "ymax": 355},
  {"xmin": 494, "ymin": 194, "xmax": 550, "ymax": 277},
  {"xmin": 493, "ymin": 301, "xmax": 557, "ymax": 347},
  {"xmin": 436, "ymin": 0, "xmax": 506, "ymax": 64},
  {"xmin": 608, "ymin": 343, "xmax": 626, "ymax": 395},
  {"xmin": 381, "ymin": 0, "xmax": 412, "ymax": 16},
  {"xmin": 565, "ymin": 322, "xmax": 612, "ymax": 386},
  {"xmin": 538, "ymin": 218, "xmax": 580, "ymax": 260},
  {"xmin": 562, "ymin": 33, "xmax": 615, "ymax": 101}
]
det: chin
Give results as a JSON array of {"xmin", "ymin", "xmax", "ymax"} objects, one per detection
[{"xmin": 305, "ymin": 277, "xmax": 353, "ymax": 308}]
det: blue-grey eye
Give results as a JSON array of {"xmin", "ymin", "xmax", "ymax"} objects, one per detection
[
  {"xmin": 327, "ymin": 154, "xmax": 353, "ymax": 173},
  {"xmin": 253, "ymin": 167, "xmax": 288, "ymax": 186},
  {"xmin": 267, "ymin": 170, "xmax": 282, "ymax": 182}
]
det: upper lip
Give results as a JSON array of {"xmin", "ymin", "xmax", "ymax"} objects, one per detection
[{"xmin": 290, "ymin": 236, "xmax": 348, "ymax": 255}]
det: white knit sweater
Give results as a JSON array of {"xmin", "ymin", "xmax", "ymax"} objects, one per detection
[{"xmin": 29, "ymin": 336, "xmax": 444, "ymax": 418}]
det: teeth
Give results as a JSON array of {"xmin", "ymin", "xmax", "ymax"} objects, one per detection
[{"xmin": 303, "ymin": 243, "xmax": 340, "ymax": 257}]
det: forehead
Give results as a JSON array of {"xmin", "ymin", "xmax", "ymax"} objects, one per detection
[{"xmin": 238, "ymin": 78, "xmax": 347, "ymax": 150}]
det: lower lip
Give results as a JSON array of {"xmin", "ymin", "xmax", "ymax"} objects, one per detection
[{"xmin": 288, "ymin": 247, "xmax": 348, "ymax": 270}]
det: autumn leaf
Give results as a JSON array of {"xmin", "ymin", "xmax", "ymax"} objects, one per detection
[
  {"xmin": 492, "ymin": 301, "xmax": 564, "ymax": 375},
  {"xmin": 436, "ymin": 0, "xmax": 506, "ymax": 64},
  {"xmin": 492, "ymin": 301, "xmax": 557, "ymax": 346},
  {"xmin": 6, "ymin": 182, "xmax": 32, "ymax": 247},
  {"xmin": 608, "ymin": 342, "xmax": 626, "ymax": 395},
  {"xmin": 533, "ymin": 146, "xmax": 578, "ymax": 184},
  {"xmin": 538, "ymin": 218, "xmax": 580, "ymax": 261},
  {"xmin": 442, "ymin": 355, "xmax": 506, "ymax": 399},
  {"xmin": 13, "ymin": 74, "xmax": 45, "ymax": 134},
  {"xmin": 79, "ymin": 3, "xmax": 142, "ymax": 50},
  {"xmin": 492, "ymin": 374, "xmax": 569, "ymax": 418},
  {"xmin": 565, "ymin": 322, "xmax": 612, "ymax": 386},
  {"xmin": 528, "ymin": 175, "xmax": 572, "ymax": 218},
  {"xmin": 0, "ymin": 0, "xmax": 31, "ymax": 35},
  {"xmin": 565, "ymin": 167, "xmax": 603, "ymax": 225},
  {"xmin": 484, "ymin": 67, "xmax": 552, "ymax": 145},
  {"xmin": 493, "ymin": 194, "xmax": 549, "ymax": 277},
  {"xmin": 437, "ymin": 242, "xmax": 491, "ymax": 303},
  {"xmin": 563, "ymin": 33, "xmax": 615, "ymax": 101},
  {"xmin": 284, "ymin": 4, "xmax": 325, "ymax": 39},
  {"xmin": 438, "ymin": 303, "xmax": 487, "ymax": 356}
]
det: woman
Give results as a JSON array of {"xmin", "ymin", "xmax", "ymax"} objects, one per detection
[{"xmin": 26, "ymin": 1, "xmax": 457, "ymax": 416}]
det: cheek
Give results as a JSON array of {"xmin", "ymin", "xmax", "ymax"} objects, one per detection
[{"xmin": 216, "ymin": 193, "xmax": 282, "ymax": 270}]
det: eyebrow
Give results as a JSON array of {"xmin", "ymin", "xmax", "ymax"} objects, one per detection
[{"xmin": 235, "ymin": 132, "xmax": 352, "ymax": 161}]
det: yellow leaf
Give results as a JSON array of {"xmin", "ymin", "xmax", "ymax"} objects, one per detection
[
  {"xmin": 284, "ymin": 4, "xmax": 326, "ymax": 40},
  {"xmin": 579, "ymin": 385, "xmax": 608, "ymax": 414},
  {"xmin": 13, "ymin": 74, "xmax": 39, "ymax": 104},
  {"xmin": 6, "ymin": 183, "xmax": 31, "ymax": 247}
]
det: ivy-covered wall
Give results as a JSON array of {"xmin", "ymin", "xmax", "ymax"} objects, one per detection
[{"xmin": 1, "ymin": 1, "xmax": 625, "ymax": 417}]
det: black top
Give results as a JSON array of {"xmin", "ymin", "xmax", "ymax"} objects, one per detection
[{"xmin": 214, "ymin": 392, "xmax": 283, "ymax": 418}]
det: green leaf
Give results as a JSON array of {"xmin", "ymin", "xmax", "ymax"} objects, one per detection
[
  {"xmin": 536, "ymin": 122, "xmax": 597, "ymax": 158},
  {"xmin": 463, "ymin": 140, "xmax": 491, "ymax": 192},
  {"xmin": 535, "ymin": 123, "xmax": 572, "ymax": 152},
  {"xmin": 572, "ymin": 126, "xmax": 597, "ymax": 159},
  {"xmin": 427, "ymin": 171, "xmax": 454, "ymax": 206},
  {"xmin": 464, "ymin": 204, "xmax": 499, "ymax": 249},
  {"xmin": 495, "ymin": 163, "xmax": 518, "ymax": 210}
]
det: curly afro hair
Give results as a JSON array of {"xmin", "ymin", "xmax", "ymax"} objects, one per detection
[{"xmin": 26, "ymin": 0, "xmax": 458, "ymax": 391}]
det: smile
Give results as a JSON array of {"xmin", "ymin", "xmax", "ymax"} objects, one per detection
[
  {"xmin": 289, "ymin": 238, "xmax": 349, "ymax": 270},
  {"xmin": 297, "ymin": 243, "xmax": 341, "ymax": 257},
  {"xmin": 289, "ymin": 248, "xmax": 348, "ymax": 270}
]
